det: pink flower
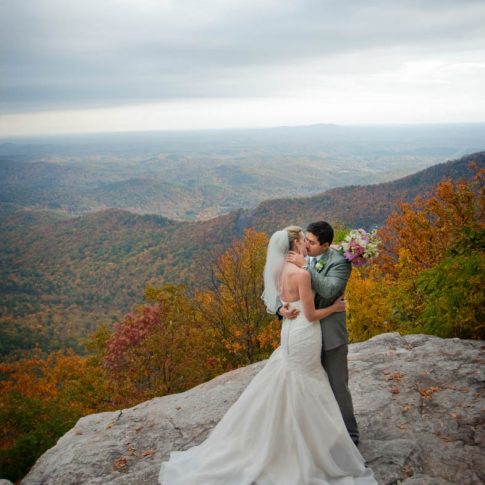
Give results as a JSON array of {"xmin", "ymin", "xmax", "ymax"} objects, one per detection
[
  {"xmin": 352, "ymin": 256, "xmax": 367, "ymax": 267},
  {"xmin": 350, "ymin": 242, "xmax": 364, "ymax": 256}
]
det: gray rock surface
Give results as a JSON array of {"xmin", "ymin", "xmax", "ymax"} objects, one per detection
[{"xmin": 19, "ymin": 333, "xmax": 484, "ymax": 485}]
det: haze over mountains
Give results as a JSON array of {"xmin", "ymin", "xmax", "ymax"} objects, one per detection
[
  {"xmin": 1, "ymin": 141, "xmax": 483, "ymax": 359},
  {"xmin": 1, "ymin": 123, "xmax": 484, "ymax": 220}
]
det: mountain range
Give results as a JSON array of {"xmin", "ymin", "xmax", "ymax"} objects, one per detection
[
  {"xmin": 2, "ymin": 123, "xmax": 484, "ymax": 220},
  {"xmin": 0, "ymin": 151, "xmax": 483, "ymax": 358}
]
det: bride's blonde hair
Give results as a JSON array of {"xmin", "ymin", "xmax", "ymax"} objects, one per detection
[{"xmin": 285, "ymin": 225, "xmax": 303, "ymax": 249}]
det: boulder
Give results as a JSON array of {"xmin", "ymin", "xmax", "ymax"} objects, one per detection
[{"xmin": 19, "ymin": 333, "xmax": 484, "ymax": 484}]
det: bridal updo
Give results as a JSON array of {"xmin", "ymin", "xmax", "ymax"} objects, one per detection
[{"xmin": 285, "ymin": 225, "xmax": 303, "ymax": 250}]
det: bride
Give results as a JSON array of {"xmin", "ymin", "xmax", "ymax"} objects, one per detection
[{"xmin": 159, "ymin": 226, "xmax": 377, "ymax": 484}]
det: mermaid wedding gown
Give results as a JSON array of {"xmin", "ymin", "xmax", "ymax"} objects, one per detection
[{"xmin": 159, "ymin": 301, "xmax": 377, "ymax": 484}]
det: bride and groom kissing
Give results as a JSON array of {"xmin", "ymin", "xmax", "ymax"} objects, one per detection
[{"xmin": 159, "ymin": 221, "xmax": 377, "ymax": 484}]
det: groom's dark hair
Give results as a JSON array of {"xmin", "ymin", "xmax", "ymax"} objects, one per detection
[{"xmin": 306, "ymin": 221, "xmax": 334, "ymax": 245}]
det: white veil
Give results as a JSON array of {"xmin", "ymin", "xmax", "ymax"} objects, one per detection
[{"xmin": 262, "ymin": 229, "xmax": 289, "ymax": 314}]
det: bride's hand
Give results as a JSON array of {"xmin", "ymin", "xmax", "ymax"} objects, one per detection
[
  {"xmin": 332, "ymin": 298, "xmax": 346, "ymax": 313},
  {"xmin": 287, "ymin": 251, "xmax": 306, "ymax": 268}
]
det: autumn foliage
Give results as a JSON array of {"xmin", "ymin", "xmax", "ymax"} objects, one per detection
[
  {"xmin": 99, "ymin": 229, "xmax": 279, "ymax": 405},
  {"xmin": 346, "ymin": 164, "xmax": 484, "ymax": 341},
  {"xmin": 195, "ymin": 229, "xmax": 280, "ymax": 370},
  {"xmin": 1, "ymin": 168, "xmax": 484, "ymax": 481},
  {"xmin": 0, "ymin": 351, "xmax": 109, "ymax": 481},
  {"xmin": 101, "ymin": 284, "xmax": 212, "ymax": 405}
]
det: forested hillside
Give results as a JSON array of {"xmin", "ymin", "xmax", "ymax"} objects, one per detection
[
  {"xmin": 0, "ymin": 153, "xmax": 483, "ymax": 358},
  {"xmin": 1, "ymin": 165, "xmax": 483, "ymax": 482},
  {"xmin": 250, "ymin": 152, "xmax": 485, "ymax": 231}
]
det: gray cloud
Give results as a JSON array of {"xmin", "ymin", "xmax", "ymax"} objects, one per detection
[{"xmin": 1, "ymin": 0, "xmax": 485, "ymax": 113}]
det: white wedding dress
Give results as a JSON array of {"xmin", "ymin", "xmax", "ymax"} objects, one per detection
[{"xmin": 159, "ymin": 301, "xmax": 377, "ymax": 484}]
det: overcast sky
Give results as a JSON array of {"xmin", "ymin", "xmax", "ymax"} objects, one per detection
[{"xmin": 1, "ymin": 0, "xmax": 485, "ymax": 136}]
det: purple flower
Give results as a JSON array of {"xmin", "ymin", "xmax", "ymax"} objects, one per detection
[{"xmin": 344, "ymin": 251, "xmax": 354, "ymax": 261}]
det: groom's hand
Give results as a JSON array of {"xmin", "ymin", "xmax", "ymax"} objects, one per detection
[
  {"xmin": 287, "ymin": 251, "xmax": 306, "ymax": 268},
  {"xmin": 279, "ymin": 303, "xmax": 299, "ymax": 320}
]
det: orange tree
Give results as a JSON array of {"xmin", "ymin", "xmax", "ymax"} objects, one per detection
[
  {"xmin": 379, "ymin": 166, "xmax": 484, "ymax": 275},
  {"xmin": 0, "ymin": 350, "xmax": 108, "ymax": 482},
  {"xmin": 356, "ymin": 164, "xmax": 485, "ymax": 339}
]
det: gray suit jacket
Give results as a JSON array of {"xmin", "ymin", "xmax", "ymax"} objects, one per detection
[{"xmin": 308, "ymin": 249, "xmax": 352, "ymax": 351}]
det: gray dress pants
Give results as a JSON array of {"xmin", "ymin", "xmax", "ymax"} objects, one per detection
[{"xmin": 321, "ymin": 344, "xmax": 359, "ymax": 444}]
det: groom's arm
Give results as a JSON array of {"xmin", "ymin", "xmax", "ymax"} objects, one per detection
[
  {"xmin": 275, "ymin": 297, "xmax": 299, "ymax": 321},
  {"xmin": 275, "ymin": 296, "xmax": 283, "ymax": 321},
  {"xmin": 309, "ymin": 260, "xmax": 351, "ymax": 302}
]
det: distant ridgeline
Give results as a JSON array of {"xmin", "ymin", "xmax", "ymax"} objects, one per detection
[
  {"xmin": 0, "ymin": 152, "xmax": 483, "ymax": 358},
  {"xmin": 2, "ymin": 123, "xmax": 484, "ymax": 221}
]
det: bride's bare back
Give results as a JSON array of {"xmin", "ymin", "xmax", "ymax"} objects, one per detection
[{"xmin": 279, "ymin": 262, "xmax": 307, "ymax": 303}]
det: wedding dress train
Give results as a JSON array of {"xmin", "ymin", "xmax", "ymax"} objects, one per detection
[{"xmin": 159, "ymin": 301, "xmax": 377, "ymax": 484}]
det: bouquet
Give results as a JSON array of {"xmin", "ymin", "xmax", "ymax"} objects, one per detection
[{"xmin": 334, "ymin": 228, "xmax": 381, "ymax": 267}]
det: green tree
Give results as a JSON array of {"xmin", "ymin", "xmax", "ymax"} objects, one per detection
[{"xmin": 417, "ymin": 252, "xmax": 485, "ymax": 339}]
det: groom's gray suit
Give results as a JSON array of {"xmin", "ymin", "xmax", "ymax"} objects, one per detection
[{"xmin": 307, "ymin": 248, "xmax": 359, "ymax": 444}]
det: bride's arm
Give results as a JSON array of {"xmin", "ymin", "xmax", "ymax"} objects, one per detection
[{"xmin": 297, "ymin": 271, "xmax": 345, "ymax": 322}]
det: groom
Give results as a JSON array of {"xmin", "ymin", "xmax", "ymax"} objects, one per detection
[{"xmin": 279, "ymin": 220, "xmax": 359, "ymax": 446}]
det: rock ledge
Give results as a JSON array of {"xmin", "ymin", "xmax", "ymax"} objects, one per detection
[{"xmin": 18, "ymin": 333, "xmax": 485, "ymax": 485}]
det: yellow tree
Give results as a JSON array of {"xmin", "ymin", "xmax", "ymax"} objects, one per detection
[
  {"xmin": 346, "ymin": 266, "xmax": 395, "ymax": 342},
  {"xmin": 196, "ymin": 229, "xmax": 280, "ymax": 370}
]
